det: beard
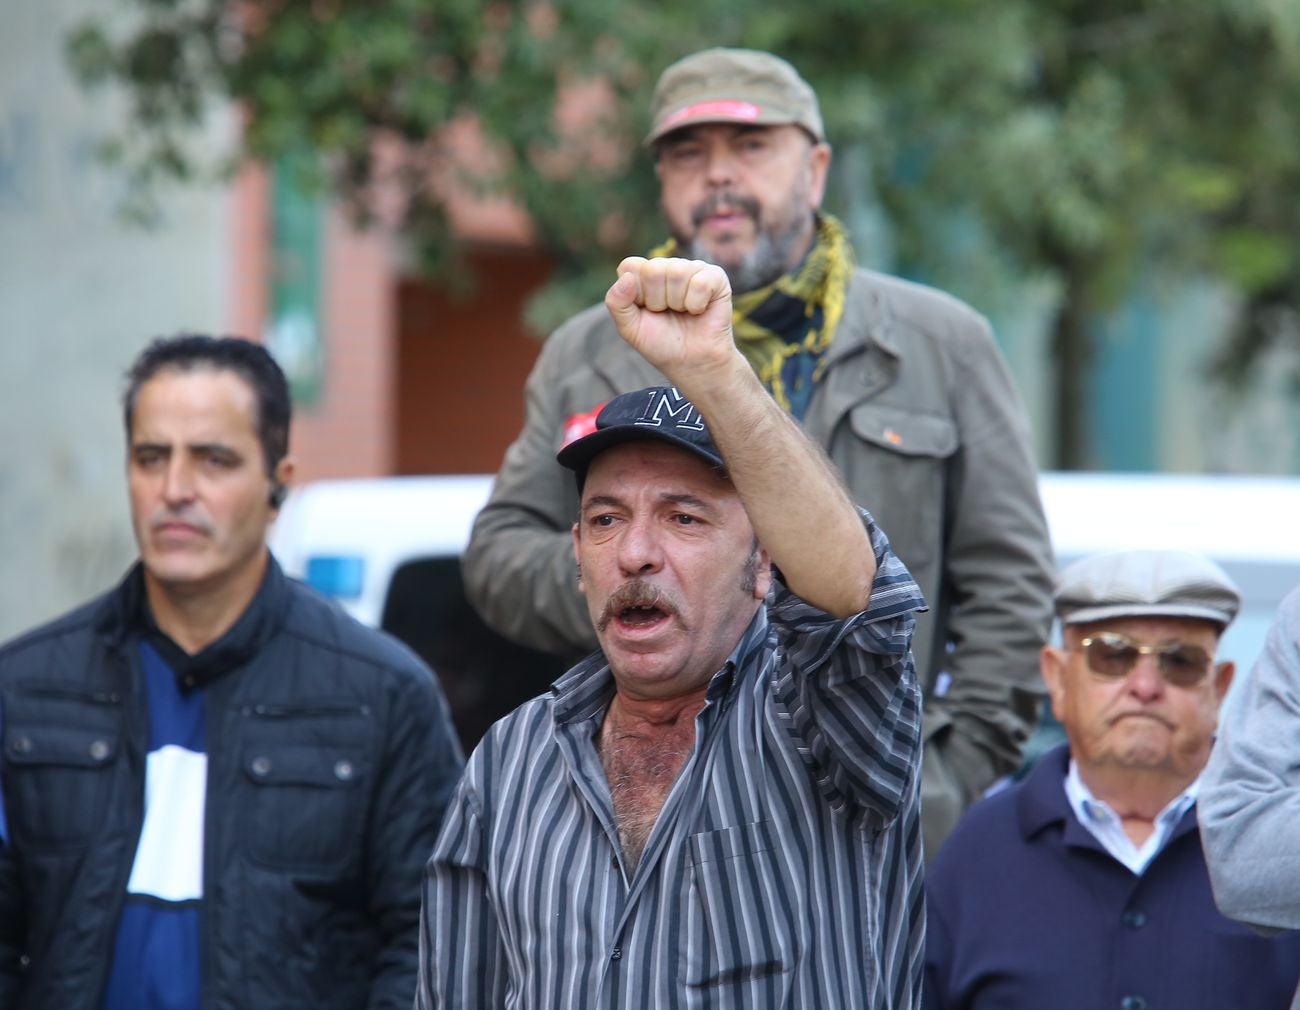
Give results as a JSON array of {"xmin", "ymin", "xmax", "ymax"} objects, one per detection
[{"xmin": 675, "ymin": 189, "xmax": 813, "ymax": 294}]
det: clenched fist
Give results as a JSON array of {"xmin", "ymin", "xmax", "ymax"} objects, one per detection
[{"xmin": 603, "ymin": 257, "xmax": 741, "ymax": 389}]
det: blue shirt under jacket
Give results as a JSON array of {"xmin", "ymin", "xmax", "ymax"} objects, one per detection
[{"xmin": 924, "ymin": 744, "xmax": 1300, "ymax": 1010}]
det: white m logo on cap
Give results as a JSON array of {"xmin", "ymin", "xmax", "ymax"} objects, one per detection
[{"xmin": 634, "ymin": 388, "xmax": 705, "ymax": 432}]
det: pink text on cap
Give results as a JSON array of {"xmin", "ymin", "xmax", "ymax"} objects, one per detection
[{"xmin": 660, "ymin": 100, "xmax": 761, "ymax": 132}]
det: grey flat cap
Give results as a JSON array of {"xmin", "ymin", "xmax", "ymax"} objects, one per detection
[{"xmin": 1055, "ymin": 549, "xmax": 1242, "ymax": 628}]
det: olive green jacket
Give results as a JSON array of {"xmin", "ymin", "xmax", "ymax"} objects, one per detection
[{"xmin": 463, "ymin": 267, "xmax": 1054, "ymax": 857}]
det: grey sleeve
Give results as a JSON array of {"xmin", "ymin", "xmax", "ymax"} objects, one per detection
[
  {"xmin": 1200, "ymin": 585, "xmax": 1300, "ymax": 931},
  {"xmin": 923, "ymin": 316, "xmax": 1054, "ymax": 829},
  {"xmin": 461, "ymin": 327, "xmax": 600, "ymax": 658}
]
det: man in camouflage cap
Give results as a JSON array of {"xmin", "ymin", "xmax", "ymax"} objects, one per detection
[{"xmin": 464, "ymin": 45, "xmax": 1055, "ymax": 858}]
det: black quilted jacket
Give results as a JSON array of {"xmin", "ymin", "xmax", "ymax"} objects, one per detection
[{"xmin": 0, "ymin": 557, "xmax": 463, "ymax": 1010}]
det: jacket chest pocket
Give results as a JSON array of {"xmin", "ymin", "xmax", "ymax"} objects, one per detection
[
  {"xmin": 834, "ymin": 403, "xmax": 958, "ymax": 571},
  {"xmin": 239, "ymin": 703, "xmax": 373, "ymax": 873},
  {"xmin": 3, "ymin": 723, "xmax": 120, "ymax": 850}
]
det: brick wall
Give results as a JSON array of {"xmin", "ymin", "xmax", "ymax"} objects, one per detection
[
  {"xmin": 395, "ymin": 247, "xmax": 553, "ymax": 475},
  {"xmin": 229, "ymin": 163, "xmax": 399, "ymax": 482}
]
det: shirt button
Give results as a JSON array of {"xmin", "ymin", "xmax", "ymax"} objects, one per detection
[
  {"xmin": 89, "ymin": 740, "xmax": 111, "ymax": 761},
  {"xmin": 610, "ymin": 947, "xmax": 622, "ymax": 961},
  {"xmin": 11, "ymin": 736, "xmax": 33, "ymax": 754},
  {"xmin": 1121, "ymin": 996, "xmax": 1147, "ymax": 1010},
  {"xmin": 1121, "ymin": 910, "xmax": 1147, "ymax": 929},
  {"xmin": 251, "ymin": 756, "xmax": 272, "ymax": 777},
  {"xmin": 334, "ymin": 760, "xmax": 354, "ymax": 781}
]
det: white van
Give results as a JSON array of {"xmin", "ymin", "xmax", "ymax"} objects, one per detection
[
  {"xmin": 268, "ymin": 475, "xmax": 568, "ymax": 751},
  {"xmin": 270, "ymin": 471, "xmax": 1300, "ymax": 748},
  {"xmin": 270, "ymin": 475, "xmax": 496, "ymax": 629}
]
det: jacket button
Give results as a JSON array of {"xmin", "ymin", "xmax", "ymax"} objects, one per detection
[
  {"xmin": 89, "ymin": 740, "xmax": 110, "ymax": 761},
  {"xmin": 1121, "ymin": 997, "xmax": 1147, "ymax": 1010},
  {"xmin": 334, "ymin": 760, "xmax": 354, "ymax": 781},
  {"xmin": 610, "ymin": 947, "xmax": 622, "ymax": 961},
  {"xmin": 11, "ymin": 736, "xmax": 33, "ymax": 754},
  {"xmin": 251, "ymin": 756, "xmax": 272, "ymax": 777},
  {"xmin": 1121, "ymin": 910, "xmax": 1147, "ymax": 929}
]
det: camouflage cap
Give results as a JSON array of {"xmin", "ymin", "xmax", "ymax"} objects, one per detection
[{"xmin": 645, "ymin": 47, "xmax": 824, "ymax": 146}]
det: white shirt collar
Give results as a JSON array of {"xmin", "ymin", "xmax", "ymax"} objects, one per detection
[{"xmin": 1064, "ymin": 759, "xmax": 1199, "ymax": 875}]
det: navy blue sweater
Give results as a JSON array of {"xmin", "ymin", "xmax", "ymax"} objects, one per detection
[{"xmin": 925, "ymin": 745, "xmax": 1300, "ymax": 1010}]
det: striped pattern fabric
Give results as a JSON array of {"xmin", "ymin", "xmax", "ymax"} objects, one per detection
[{"xmin": 419, "ymin": 513, "xmax": 925, "ymax": 1009}]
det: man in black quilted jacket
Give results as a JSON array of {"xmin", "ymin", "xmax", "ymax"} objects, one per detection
[{"xmin": 0, "ymin": 334, "xmax": 463, "ymax": 1010}]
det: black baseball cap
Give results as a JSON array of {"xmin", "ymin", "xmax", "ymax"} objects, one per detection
[{"xmin": 557, "ymin": 386, "xmax": 723, "ymax": 484}]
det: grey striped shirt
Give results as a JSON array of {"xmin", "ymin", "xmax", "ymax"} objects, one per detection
[{"xmin": 418, "ymin": 515, "xmax": 925, "ymax": 1009}]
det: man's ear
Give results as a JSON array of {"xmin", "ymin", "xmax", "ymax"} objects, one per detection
[
  {"xmin": 571, "ymin": 523, "xmax": 585, "ymax": 594},
  {"xmin": 1040, "ymin": 643, "xmax": 1068, "ymax": 724},
  {"xmin": 1213, "ymin": 660, "xmax": 1236, "ymax": 706},
  {"xmin": 269, "ymin": 456, "xmax": 296, "ymax": 510},
  {"xmin": 806, "ymin": 142, "xmax": 832, "ymax": 209}
]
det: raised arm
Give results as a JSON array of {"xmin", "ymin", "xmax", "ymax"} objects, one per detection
[{"xmin": 605, "ymin": 256, "xmax": 875, "ymax": 617}]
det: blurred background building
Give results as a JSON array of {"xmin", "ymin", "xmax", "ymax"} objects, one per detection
[{"xmin": 4, "ymin": 1, "xmax": 1300, "ymax": 639}]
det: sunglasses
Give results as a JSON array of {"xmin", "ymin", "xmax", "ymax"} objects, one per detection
[{"xmin": 1076, "ymin": 631, "xmax": 1213, "ymax": 688}]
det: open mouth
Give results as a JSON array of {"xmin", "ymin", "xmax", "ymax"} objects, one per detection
[
  {"xmin": 598, "ymin": 581, "xmax": 679, "ymax": 634},
  {"xmin": 617, "ymin": 604, "xmax": 668, "ymax": 628}
]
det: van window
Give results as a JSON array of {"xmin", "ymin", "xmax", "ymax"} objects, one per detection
[{"xmin": 380, "ymin": 557, "xmax": 569, "ymax": 752}]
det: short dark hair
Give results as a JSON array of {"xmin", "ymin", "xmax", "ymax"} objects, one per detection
[{"xmin": 123, "ymin": 335, "xmax": 292, "ymax": 483}]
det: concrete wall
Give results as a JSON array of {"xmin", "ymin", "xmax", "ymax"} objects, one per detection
[{"xmin": 0, "ymin": 2, "xmax": 233, "ymax": 638}]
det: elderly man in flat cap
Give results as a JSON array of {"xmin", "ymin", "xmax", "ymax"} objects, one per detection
[
  {"xmin": 464, "ymin": 45, "xmax": 1053, "ymax": 861},
  {"xmin": 924, "ymin": 549, "xmax": 1300, "ymax": 1010}
]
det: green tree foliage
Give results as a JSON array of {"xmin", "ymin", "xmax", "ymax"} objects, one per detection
[{"xmin": 68, "ymin": 0, "xmax": 1300, "ymax": 465}]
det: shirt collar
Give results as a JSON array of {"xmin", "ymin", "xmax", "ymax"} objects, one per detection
[{"xmin": 1064, "ymin": 759, "xmax": 1200, "ymax": 873}]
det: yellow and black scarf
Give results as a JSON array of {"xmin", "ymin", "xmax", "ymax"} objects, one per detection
[{"xmin": 649, "ymin": 214, "xmax": 854, "ymax": 418}]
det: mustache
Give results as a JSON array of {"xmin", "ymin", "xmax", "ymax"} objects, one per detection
[
  {"xmin": 150, "ymin": 509, "xmax": 213, "ymax": 536},
  {"xmin": 596, "ymin": 579, "xmax": 680, "ymax": 632},
  {"xmin": 691, "ymin": 190, "xmax": 761, "ymax": 229}
]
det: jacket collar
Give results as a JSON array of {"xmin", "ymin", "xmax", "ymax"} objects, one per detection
[
  {"xmin": 1017, "ymin": 743, "xmax": 1202, "ymax": 854},
  {"xmin": 824, "ymin": 268, "xmax": 900, "ymax": 366},
  {"xmin": 93, "ymin": 554, "xmax": 290, "ymax": 688}
]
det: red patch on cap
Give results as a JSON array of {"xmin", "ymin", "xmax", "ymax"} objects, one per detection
[
  {"xmin": 561, "ymin": 403, "xmax": 606, "ymax": 447},
  {"xmin": 661, "ymin": 100, "xmax": 762, "ymax": 132}
]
